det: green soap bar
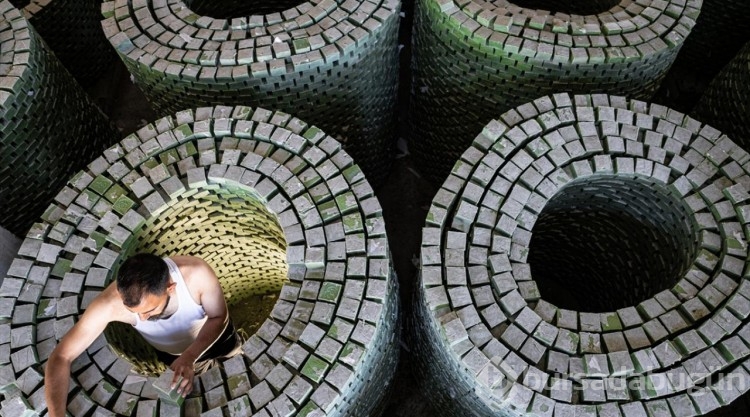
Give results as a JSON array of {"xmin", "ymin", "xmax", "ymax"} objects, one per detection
[
  {"xmin": 300, "ymin": 355, "xmax": 329, "ymax": 383},
  {"xmin": 51, "ymin": 258, "xmax": 72, "ymax": 278},
  {"xmin": 153, "ymin": 370, "xmax": 184, "ymax": 405},
  {"xmin": 113, "ymin": 195, "xmax": 136, "ymax": 215},
  {"xmin": 104, "ymin": 183, "xmax": 128, "ymax": 203},
  {"xmin": 87, "ymin": 231, "xmax": 107, "ymax": 250},
  {"xmin": 142, "ymin": 157, "xmax": 160, "ymax": 170},
  {"xmin": 159, "ymin": 148, "xmax": 180, "ymax": 165},
  {"xmin": 89, "ymin": 175, "xmax": 114, "ymax": 196},
  {"xmin": 318, "ymin": 282, "xmax": 342, "ymax": 303}
]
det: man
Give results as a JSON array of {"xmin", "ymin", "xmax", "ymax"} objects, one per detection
[{"xmin": 44, "ymin": 254, "xmax": 241, "ymax": 416}]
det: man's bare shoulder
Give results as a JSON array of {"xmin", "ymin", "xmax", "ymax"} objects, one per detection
[
  {"xmin": 170, "ymin": 255, "xmax": 206, "ymax": 268},
  {"xmin": 171, "ymin": 256, "xmax": 218, "ymax": 285},
  {"xmin": 87, "ymin": 283, "xmax": 135, "ymax": 325}
]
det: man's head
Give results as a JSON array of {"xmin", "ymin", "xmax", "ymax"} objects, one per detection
[{"xmin": 117, "ymin": 254, "xmax": 175, "ymax": 320}]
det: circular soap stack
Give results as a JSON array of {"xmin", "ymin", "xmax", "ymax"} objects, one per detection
[
  {"xmin": 409, "ymin": 0, "xmax": 700, "ymax": 183},
  {"xmin": 100, "ymin": 0, "xmax": 401, "ymax": 186},
  {"xmin": 9, "ymin": 0, "xmax": 115, "ymax": 85},
  {"xmin": 0, "ymin": 106, "xmax": 399, "ymax": 416},
  {"xmin": 414, "ymin": 93, "xmax": 750, "ymax": 416},
  {"xmin": 0, "ymin": 1, "xmax": 119, "ymax": 238},
  {"xmin": 692, "ymin": 41, "xmax": 750, "ymax": 152}
]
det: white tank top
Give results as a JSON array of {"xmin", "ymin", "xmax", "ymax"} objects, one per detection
[{"xmin": 133, "ymin": 258, "xmax": 207, "ymax": 354}]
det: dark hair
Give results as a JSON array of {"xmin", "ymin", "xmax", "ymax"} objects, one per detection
[{"xmin": 116, "ymin": 253, "xmax": 170, "ymax": 307}]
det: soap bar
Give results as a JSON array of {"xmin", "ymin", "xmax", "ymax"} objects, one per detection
[{"xmin": 152, "ymin": 370, "xmax": 184, "ymax": 405}]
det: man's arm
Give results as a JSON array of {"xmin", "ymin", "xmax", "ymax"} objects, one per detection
[
  {"xmin": 169, "ymin": 257, "xmax": 229, "ymax": 395},
  {"xmin": 44, "ymin": 287, "xmax": 118, "ymax": 417}
]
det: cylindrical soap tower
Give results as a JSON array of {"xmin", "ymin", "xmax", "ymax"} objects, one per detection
[
  {"xmin": 692, "ymin": 41, "xmax": 750, "ymax": 152},
  {"xmin": 0, "ymin": 1, "xmax": 120, "ymax": 237},
  {"xmin": 409, "ymin": 0, "xmax": 700, "ymax": 183},
  {"xmin": 0, "ymin": 106, "xmax": 399, "ymax": 416},
  {"xmin": 9, "ymin": 0, "xmax": 115, "ymax": 85},
  {"xmin": 414, "ymin": 93, "xmax": 750, "ymax": 416},
  {"xmin": 101, "ymin": 0, "xmax": 402, "ymax": 187}
]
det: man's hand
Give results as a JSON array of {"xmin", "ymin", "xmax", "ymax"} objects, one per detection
[{"xmin": 169, "ymin": 353, "xmax": 197, "ymax": 395}]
